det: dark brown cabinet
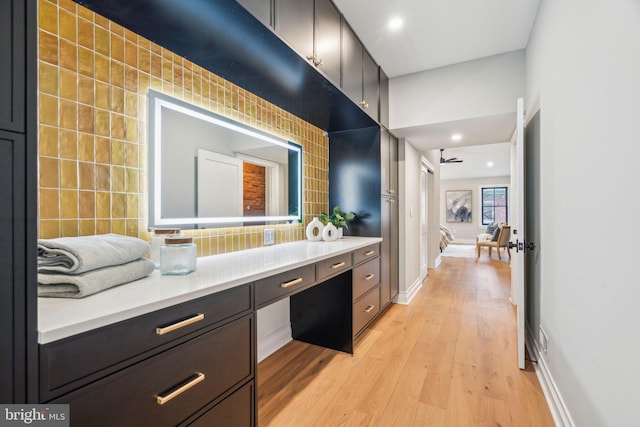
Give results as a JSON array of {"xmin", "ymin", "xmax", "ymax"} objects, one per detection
[
  {"xmin": 381, "ymin": 195, "xmax": 399, "ymax": 307},
  {"xmin": 41, "ymin": 289, "xmax": 256, "ymax": 426},
  {"xmin": 275, "ymin": 0, "xmax": 341, "ymax": 85},
  {"xmin": 341, "ymin": 21, "xmax": 364, "ymax": 107},
  {"xmin": 381, "ymin": 128, "xmax": 399, "ymax": 197},
  {"xmin": 0, "ymin": 0, "xmax": 26, "ymax": 133},
  {"xmin": 341, "ymin": 19, "xmax": 379, "ymax": 121},
  {"xmin": 381, "ymin": 129, "xmax": 399, "ymax": 307},
  {"xmin": 362, "ymin": 49, "xmax": 379, "ymax": 118},
  {"xmin": 379, "ymin": 67, "xmax": 389, "ymax": 128},
  {"xmin": 275, "ymin": 0, "xmax": 314, "ymax": 59},
  {"xmin": 0, "ymin": 0, "xmax": 36, "ymax": 404},
  {"xmin": 313, "ymin": 0, "xmax": 341, "ymax": 84},
  {"xmin": 236, "ymin": 0, "xmax": 272, "ymax": 27},
  {"xmin": 52, "ymin": 317, "xmax": 254, "ymax": 427}
]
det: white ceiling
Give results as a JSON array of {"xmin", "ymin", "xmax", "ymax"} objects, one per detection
[
  {"xmin": 332, "ymin": 0, "xmax": 539, "ymax": 178},
  {"xmin": 332, "ymin": 0, "xmax": 541, "ymax": 78},
  {"xmin": 439, "ymin": 142, "xmax": 512, "ymax": 180}
]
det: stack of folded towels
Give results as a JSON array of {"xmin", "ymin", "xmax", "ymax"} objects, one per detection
[{"xmin": 38, "ymin": 233, "xmax": 156, "ymax": 298}]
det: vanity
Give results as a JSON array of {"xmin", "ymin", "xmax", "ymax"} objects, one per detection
[{"xmin": 38, "ymin": 237, "xmax": 382, "ymax": 426}]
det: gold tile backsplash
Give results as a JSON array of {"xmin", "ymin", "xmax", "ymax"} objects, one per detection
[{"xmin": 37, "ymin": 0, "xmax": 329, "ymax": 256}]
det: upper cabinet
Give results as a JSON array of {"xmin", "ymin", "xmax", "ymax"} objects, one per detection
[
  {"xmin": 275, "ymin": 0, "xmax": 314, "ymax": 60},
  {"xmin": 275, "ymin": 0, "xmax": 341, "ymax": 86},
  {"xmin": 362, "ymin": 49, "xmax": 378, "ymax": 120},
  {"xmin": 341, "ymin": 20, "xmax": 363, "ymax": 107},
  {"xmin": 313, "ymin": 0, "xmax": 341, "ymax": 85},
  {"xmin": 236, "ymin": 0, "xmax": 272, "ymax": 27},
  {"xmin": 379, "ymin": 67, "xmax": 389, "ymax": 128},
  {"xmin": 341, "ymin": 19, "xmax": 379, "ymax": 121}
]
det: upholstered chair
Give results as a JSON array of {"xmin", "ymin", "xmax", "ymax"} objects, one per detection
[{"xmin": 476, "ymin": 225, "xmax": 511, "ymax": 260}]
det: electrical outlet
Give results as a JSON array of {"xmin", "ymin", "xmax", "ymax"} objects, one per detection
[{"xmin": 264, "ymin": 228, "xmax": 275, "ymax": 245}]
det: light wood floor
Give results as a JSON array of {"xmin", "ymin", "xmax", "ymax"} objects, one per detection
[{"xmin": 257, "ymin": 256, "xmax": 555, "ymax": 426}]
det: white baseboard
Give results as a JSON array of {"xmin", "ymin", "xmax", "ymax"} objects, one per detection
[
  {"xmin": 257, "ymin": 323, "xmax": 292, "ymax": 363},
  {"xmin": 450, "ymin": 239, "xmax": 475, "ymax": 244},
  {"xmin": 526, "ymin": 330, "xmax": 575, "ymax": 427},
  {"xmin": 394, "ymin": 277, "xmax": 422, "ymax": 305}
]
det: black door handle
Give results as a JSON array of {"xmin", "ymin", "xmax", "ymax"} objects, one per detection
[{"xmin": 509, "ymin": 240, "xmax": 535, "ymax": 253}]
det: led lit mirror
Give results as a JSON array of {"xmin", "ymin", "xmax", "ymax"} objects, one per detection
[{"xmin": 148, "ymin": 90, "xmax": 302, "ymax": 229}]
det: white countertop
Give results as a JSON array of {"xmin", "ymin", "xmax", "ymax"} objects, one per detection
[{"xmin": 38, "ymin": 237, "xmax": 381, "ymax": 344}]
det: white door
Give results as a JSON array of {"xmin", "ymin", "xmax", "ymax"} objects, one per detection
[
  {"xmin": 420, "ymin": 167, "xmax": 429, "ymax": 280},
  {"xmin": 511, "ymin": 98, "xmax": 526, "ymax": 369}
]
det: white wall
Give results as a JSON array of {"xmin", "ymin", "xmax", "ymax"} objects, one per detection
[
  {"xmin": 440, "ymin": 176, "xmax": 510, "ymax": 242},
  {"xmin": 526, "ymin": 0, "xmax": 640, "ymax": 425},
  {"xmin": 398, "ymin": 139, "xmax": 423, "ymax": 296},
  {"xmin": 424, "ymin": 149, "xmax": 442, "ymax": 269},
  {"xmin": 390, "ymin": 50, "xmax": 525, "ymax": 129}
]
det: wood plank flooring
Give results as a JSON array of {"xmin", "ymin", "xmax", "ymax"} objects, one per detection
[{"xmin": 257, "ymin": 256, "xmax": 555, "ymax": 426}]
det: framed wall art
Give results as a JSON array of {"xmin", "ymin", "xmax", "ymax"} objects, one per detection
[{"xmin": 446, "ymin": 190, "xmax": 472, "ymax": 223}]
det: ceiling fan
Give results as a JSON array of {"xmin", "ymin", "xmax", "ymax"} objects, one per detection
[{"xmin": 440, "ymin": 149, "xmax": 463, "ymax": 164}]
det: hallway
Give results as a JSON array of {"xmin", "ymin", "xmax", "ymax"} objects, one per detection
[{"xmin": 258, "ymin": 256, "xmax": 554, "ymax": 426}]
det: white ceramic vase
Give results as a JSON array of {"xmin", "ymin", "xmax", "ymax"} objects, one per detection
[
  {"xmin": 306, "ymin": 217, "xmax": 324, "ymax": 241},
  {"xmin": 322, "ymin": 222, "xmax": 338, "ymax": 241},
  {"xmin": 337, "ymin": 227, "xmax": 344, "ymax": 239}
]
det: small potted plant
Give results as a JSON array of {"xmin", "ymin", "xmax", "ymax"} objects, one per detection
[{"xmin": 319, "ymin": 206, "xmax": 355, "ymax": 238}]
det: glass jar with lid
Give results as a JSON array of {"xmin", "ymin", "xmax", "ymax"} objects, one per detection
[
  {"xmin": 160, "ymin": 236, "xmax": 197, "ymax": 275},
  {"xmin": 150, "ymin": 228, "xmax": 181, "ymax": 267}
]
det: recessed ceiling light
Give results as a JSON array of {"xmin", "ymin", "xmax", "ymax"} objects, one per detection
[
  {"xmin": 487, "ymin": 161, "xmax": 494, "ymax": 167},
  {"xmin": 388, "ymin": 17, "xmax": 403, "ymax": 30},
  {"xmin": 451, "ymin": 133, "xmax": 462, "ymax": 142}
]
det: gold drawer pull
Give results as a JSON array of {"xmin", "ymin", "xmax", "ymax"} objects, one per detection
[
  {"xmin": 364, "ymin": 274, "xmax": 375, "ymax": 281},
  {"xmin": 364, "ymin": 250, "xmax": 375, "ymax": 256},
  {"xmin": 331, "ymin": 261, "xmax": 346, "ymax": 269},
  {"xmin": 156, "ymin": 313, "xmax": 205, "ymax": 335},
  {"xmin": 281, "ymin": 277, "xmax": 303, "ymax": 288},
  {"xmin": 156, "ymin": 372, "xmax": 205, "ymax": 405},
  {"xmin": 364, "ymin": 305, "xmax": 375, "ymax": 313}
]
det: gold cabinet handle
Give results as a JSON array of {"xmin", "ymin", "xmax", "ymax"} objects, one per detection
[
  {"xmin": 280, "ymin": 277, "xmax": 303, "ymax": 288},
  {"xmin": 364, "ymin": 274, "xmax": 375, "ymax": 281},
  {"xmin": 156, "ymin": 372, "xmax": 205, "ymax": 405},
  {"xmin": 364, "ymin": 305, "xmax": 375, "ymax": 313},
  {"xmin": 156, "ymin": 313, "xmax": 205, "ymax": 335},
  {"xmin": 331, "ymin": 261, "xmax": 346, "ymax": 269},
  {"xmin": 364, "ymin": 250, "xmax": 375, "ymax": 256}
]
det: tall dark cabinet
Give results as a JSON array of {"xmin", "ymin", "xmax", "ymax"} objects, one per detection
[
  {"xmin": 0, "ymin": 0, "xmax": 38, "ymax": 403},
  {"xmin": 329, "ymin": 126, "xmax": 398, "ymax": 311}
]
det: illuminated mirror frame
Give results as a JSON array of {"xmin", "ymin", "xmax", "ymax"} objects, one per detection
[{"xmin": 148, "ymin": 90, "xmax": 303, "ymax": 228}]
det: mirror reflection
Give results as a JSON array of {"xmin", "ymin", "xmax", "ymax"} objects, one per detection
[{"xmin": 148, "ymin": 90, "xmax": 302, "ymax": 229}]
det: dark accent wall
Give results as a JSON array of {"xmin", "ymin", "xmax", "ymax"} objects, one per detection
[
  {"xmin": 75, "ymin": 0, "xmax": 376, "ymax": 132},
  {"xmin": 328, "ymin": 126, "xmax": 381, "ymax": 237}
]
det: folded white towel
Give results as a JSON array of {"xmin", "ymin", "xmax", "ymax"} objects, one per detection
[
  {"xmin": 38, "ymin": 234, "xmax": 150, "ymax": 274},
  {"xmin": 38, "ymin": 258, "xmax": 155, "ymax": 298}
]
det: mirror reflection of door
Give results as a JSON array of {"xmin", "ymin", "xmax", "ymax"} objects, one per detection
[{"xmin": 196, "ymin": 149, "xmax": 243, "ymax": 218}]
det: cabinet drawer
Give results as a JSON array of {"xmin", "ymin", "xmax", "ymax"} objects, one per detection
[
  {"xmin": 353, "ymin": 243, "xmax": 380, "ymax": 265},
  {"xmin": 188, "ymin": 381, "xmax": 254, "ymax": 426},
  {"xmin": 353, "ymin": 257, "xmax": 380, "ymax": 300},
  {"xmin": 353, "ymin": 286, "xmax": 380, "ymax": 335},
  {"xmin": 317, "ymin": 253, "xmax": 352, "ymax": 280},
  {"xmin": 41, "ymin": 285, "xmax": 252, "ymax": 399},
  {"xmin": 54, "ymin": 315, "xmax": 254, "ymax": 427},
  {"xmin": 255, "ymin": 264, "xmax": 316, "ymax": 308}
]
